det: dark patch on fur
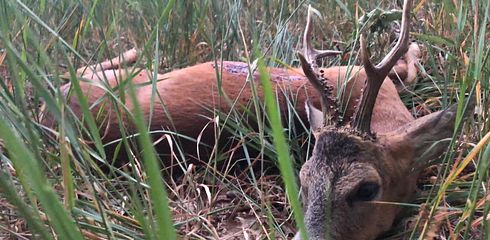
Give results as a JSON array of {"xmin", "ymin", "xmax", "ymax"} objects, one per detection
[
  {"xmin": 213, "ymin": 62, "xmax": 304, "ymax": 82},
  {"xmin": 219, "ymin": 62, "xmax": 249, "ymax": 74}
]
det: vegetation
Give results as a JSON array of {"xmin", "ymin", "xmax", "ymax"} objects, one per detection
[{"xmin": 0, "ymin": 0, "xmax": 489, "ymax": 239}]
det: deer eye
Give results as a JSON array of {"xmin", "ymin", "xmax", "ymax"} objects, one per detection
[{"xmin": 355, "ymin": 182, "xmax": 380, "ymax": 202}]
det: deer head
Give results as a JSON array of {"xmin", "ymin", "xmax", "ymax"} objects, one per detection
[{"xmin": 294, "ymin": 0, "xmax": 470, "ymax": 239}]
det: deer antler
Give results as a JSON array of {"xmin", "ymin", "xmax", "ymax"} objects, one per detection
[
  {"xmin": 297, "ymin": 6, "xmax": 342, "ymax": 126},
  {"xmin": 352, "ymin": 0, "xmax": 411, "ymax": 134}
]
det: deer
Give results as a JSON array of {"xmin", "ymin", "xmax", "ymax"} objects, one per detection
[
  {"xmin": 38, "ymin": 0, "xmax": 469, "ymax": 238},
  {"xmin": 293, "ymin": 0, "xmax": 474, "ymax": 239}
]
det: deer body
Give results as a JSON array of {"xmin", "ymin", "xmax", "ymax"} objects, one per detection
[
  {"xmin": 40, "ymin": 0, "xmax": 471, "ymax": 239},
  {"xmin": 54, "ymin": 60, "xmax": 413, "ymax": 145}
]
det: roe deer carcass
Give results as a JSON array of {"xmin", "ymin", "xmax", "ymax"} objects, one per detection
[
  {"xmin": 294, "ymin": 0, "xmax": 473, "ymax": 239},
  {"xmin": 36, "ymin": 0, "xmax": 469, "ymax": 238}
]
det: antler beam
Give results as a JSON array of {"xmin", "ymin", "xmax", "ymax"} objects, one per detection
[
  {"xmin": 352, "ymin": 0, "xmax": 412, "ymax": 134},
  {"xmin": 297, "ymin": 6, "xmax": 342, "ymax": 126}
]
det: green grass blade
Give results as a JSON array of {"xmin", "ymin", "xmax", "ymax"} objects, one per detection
[
  {"xmin": 255, "ymin": 50, "xmax": 306, "ymax": 239},
  {"xmin": 0, "ymin": 118, "xmax": 84, "ymax": 240}
]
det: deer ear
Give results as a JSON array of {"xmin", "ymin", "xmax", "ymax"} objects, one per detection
[
  {"xmin": 386, "ymin": 100, "xmax": 474, "ymax": 165},
  {"xmin": 305, "ymin": 100, "xmax": 324, "ymax": 133}
]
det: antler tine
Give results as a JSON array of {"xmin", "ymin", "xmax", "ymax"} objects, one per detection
[
  {"xmin": 352, "ymin": 0, "xmax": 412, "ymax": 134},
  {"xmin": 303, "ymin": 6, "xmax": 342, "ymax": 63},
  {"xmin": 298, "ymin": 5, "xmax": 342, "ymax": 126}
]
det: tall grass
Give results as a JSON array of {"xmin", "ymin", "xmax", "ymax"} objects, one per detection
[{"xmin": 0, "ymin": 0, "xmax": 488, "ymax": 239}]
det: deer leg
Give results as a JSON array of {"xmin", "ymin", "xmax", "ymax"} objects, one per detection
[
  {"xmin": 389, "ymin": 42, "xmax": 421, "ymax": 92},
  {"xmin": 73, "ymin": 48, "xmax": 139, "ymax": 76}
]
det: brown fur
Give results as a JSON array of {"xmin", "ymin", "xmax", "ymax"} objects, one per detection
[{"xmin": 41, "ymin": 59, "xmax": 414, "ymax": 158}]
